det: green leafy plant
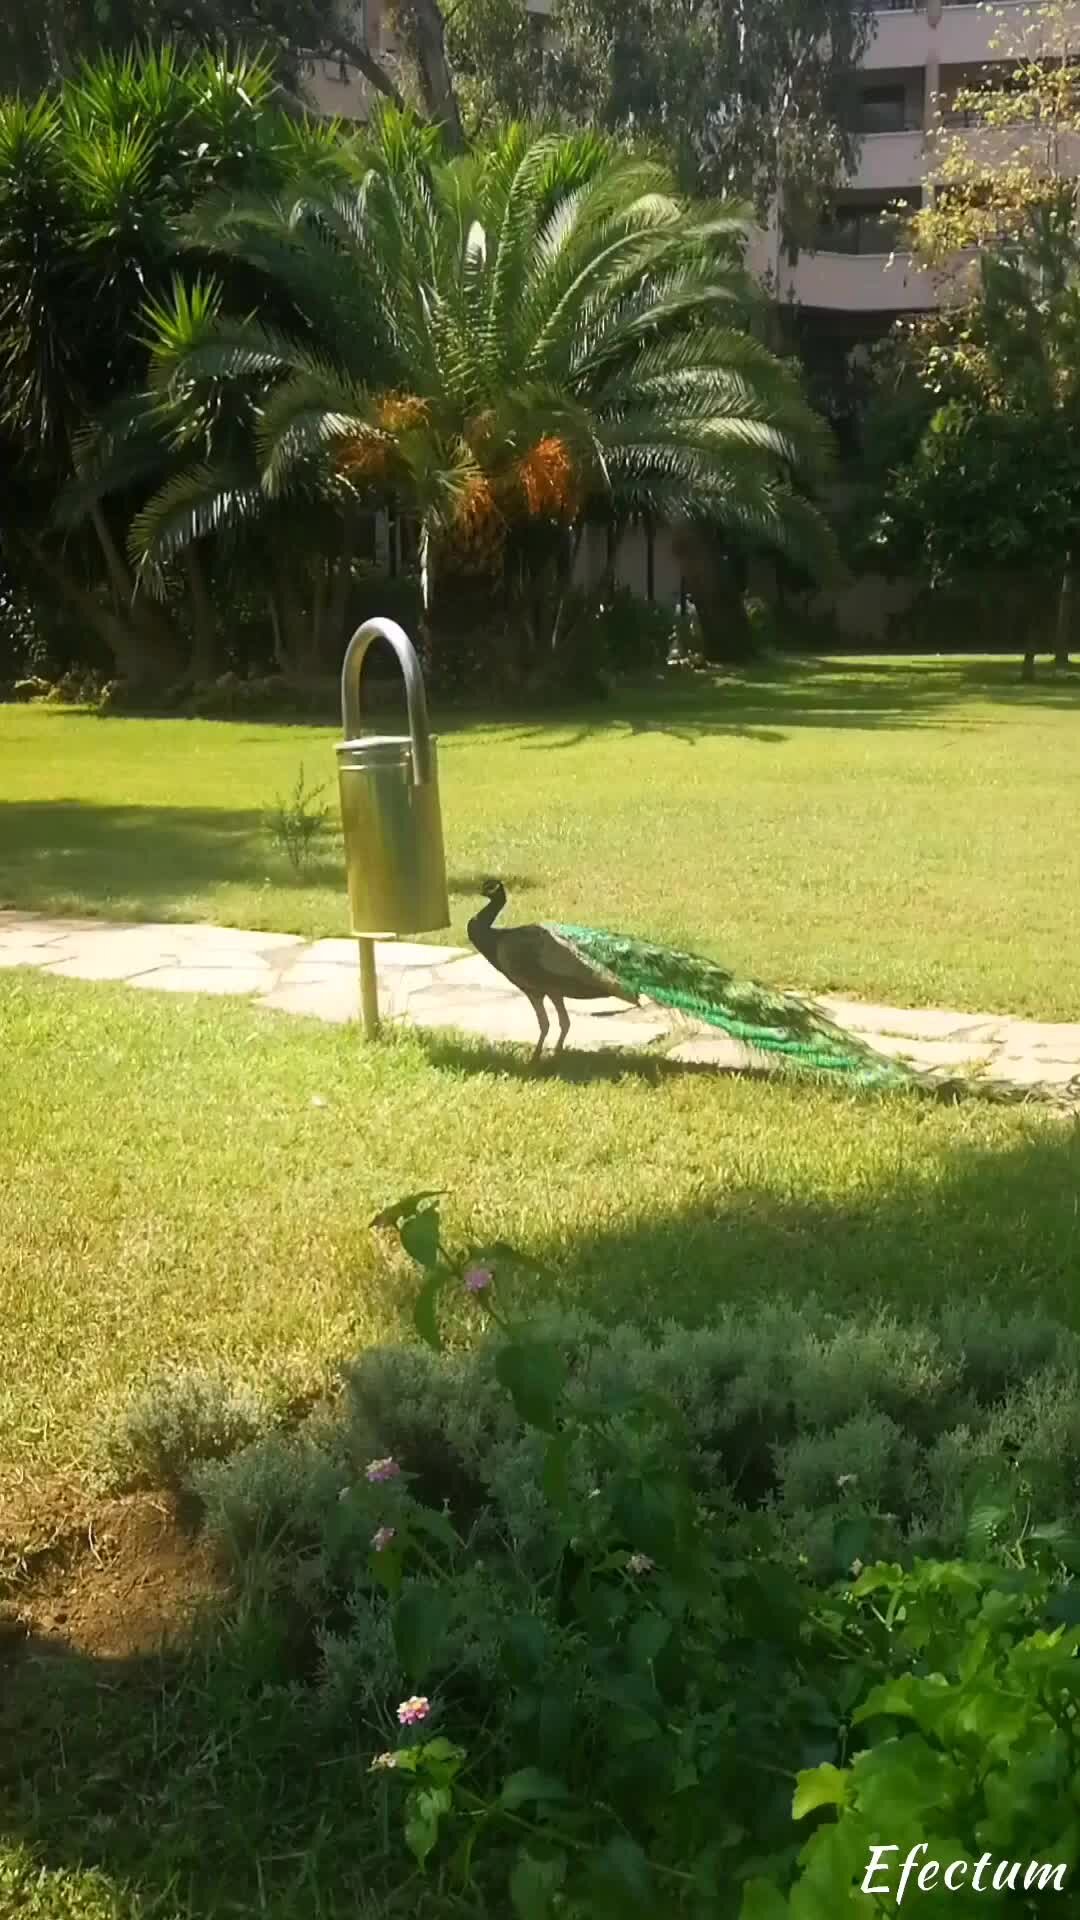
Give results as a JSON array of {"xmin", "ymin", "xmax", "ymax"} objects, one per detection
[
  {"xmin": 753, "ymin": 1557, "xmax": 1080, "ymax": 1915},
  {"xmin": 266, "ymin": 763, "xmax": 329, "ymax": 878}
]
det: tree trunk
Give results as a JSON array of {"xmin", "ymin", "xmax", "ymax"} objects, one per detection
[
  {"xmin": 396, "ymin": 0, "xmax": 465, "ymax": 150},
  {"xmin": 267, "ymin": 558, "xmax": 314, "ymax": 673},
  {"xmin": 186, "ymin": 545, "xmax": 217, "ymax": 682},
  {"xmin": 16, "ymin": 532, "xmax": 179, "ymax": 688},
  {"xmin": 268, "ymin": 591, "xmax": 285, "ymax": 670},
  {"xmin": 672, "ymin": 527, "xmax": 757, "ymax": 665},
  {"xmin": 328, "ymin": 514, "xmax": 356, "ymax": 666},
  {"xmin": 87, "ymin": 500, "xmax": 185, "ymax": 686},
  {"xmin": 310, "ymin": 563, "xmax": 328, "ymax": 672},
  {"xmin": 1054, "ymin": 549, "xmax": 1073, "ymax": 670}
]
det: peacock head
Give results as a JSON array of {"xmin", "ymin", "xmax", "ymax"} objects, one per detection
[{"xmin": 479, "ymin": 877, "xmax": 506, "ymax": 904}]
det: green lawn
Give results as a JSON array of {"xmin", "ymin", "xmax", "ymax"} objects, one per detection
[
  {"xmin": 4, "ymin": 969, "xmax": 1079, "ymax": 1483},
  {"xmin": 3, "ymin": 655, "xmax": 1080, "ymax": 1016},
  {"xmin": 5, "ymin": 655, "xmax": 1080, "ymax": 1920}
]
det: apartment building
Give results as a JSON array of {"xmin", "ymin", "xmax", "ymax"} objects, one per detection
[{"xmin": 762, "ymin": 2, "xmax": 1080, "ymax": 418}]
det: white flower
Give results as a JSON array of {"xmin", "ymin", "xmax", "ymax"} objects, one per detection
[{"xmin": 626, "ymin": 1552, "xmax": 655, "ymax": 1576}]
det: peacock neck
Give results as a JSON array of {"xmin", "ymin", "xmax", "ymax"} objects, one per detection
[{"xmin": 467, "ymin": 891, "xmax": 504, "ymax": 960}]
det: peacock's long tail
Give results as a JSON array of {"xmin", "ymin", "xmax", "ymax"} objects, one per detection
[
  {"xmin": 553, "ymin": 925, "xmax": 1080, "ymax": 1106},
  {"xmin": 553, "ymin": 924, "xmax": 911, "ymax": 1088}
]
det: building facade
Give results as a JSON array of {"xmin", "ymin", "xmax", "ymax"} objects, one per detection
[{"xmin": 763, "ymin": 2, "xmax": 1079, "ymax": 360}]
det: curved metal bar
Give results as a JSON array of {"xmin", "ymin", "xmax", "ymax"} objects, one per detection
[{"xmin": 340, "ymin": 617, "xmax": 434, "ymax": 786}]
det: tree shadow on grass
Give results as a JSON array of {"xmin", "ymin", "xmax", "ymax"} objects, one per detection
[
  {"xmin": 3, "ymin": 1120, "xmax": 1080, "ymax": 1915},
  {"xmin": 0, "ymin": 801, "xmax": 542, "ymax": 935},
  {"xmin": 0, "ymin": 800, "xmax": 346, "ymax": 921},
  {"xmin": 484, "ymin": 656, "xmax": 1080, "ymax": 748},
  {"xmin": 18, "ymin": 658, "xmax": 1080, "ymax": 759},
  {"xmin": 554, "ymin": 1113, "xmax": 1080, "ymax": 1331}
]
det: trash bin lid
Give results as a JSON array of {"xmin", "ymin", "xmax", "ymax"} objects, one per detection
[{"xmin": 337, "ymin": 734, "xmax": 441, "ymax": 771}]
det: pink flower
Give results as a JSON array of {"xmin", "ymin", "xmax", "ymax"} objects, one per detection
[
  {"xmin": 397, "ymin": 1695, "xmax": 431, "ymax": 1727},
  {"xmin": 365, "ymin": 1457, "xmax": 401, "ymax": 1485},
  {"xmin": 371, "ymin": 1526, "xmax": 396, "ymax": 1553},
  {"xmin": 464, "ymin": 1267, "xmax": 493, "ymax": 1294},
  {"xmin": 370, "ymin": 1751, "xmax": 398, "ymax": 1771},
  {"xmin": 626, "ymin": 1553, "xmax": 655, "ymax": 1576}
]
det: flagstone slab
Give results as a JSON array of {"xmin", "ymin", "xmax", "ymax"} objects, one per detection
[
  {"xmin": 377, "ymin": 942, "xmax": 459, "ymax": 971},
  {"xmin": 0, "ymin": 915, "xmax": 128, "ymax": 941},
  {"xmin": 130, "ymin": 965, "xmax": 277, "ymax": 997},
  {"xmin": 43, "ymin": 947, "xmax": 182, "ymax": 982},
  {"xmin": 989, "ymin": 1054, "xmax": 1080, "ymax": 1088},
  {"xmin": 0, "ymin": 946, "xmax": 83, "ymax": 969},
  {"xmin": 862, "ymin": 1035, "xmax": 999, "ymax": 1070},
  {"xmin": 133, "ymin": 924, "xmax": 304, "ymax": 954},
  {"xmin": 0, "ymin": 924, "xmax": 111, "ymax": 952},
  {"xmin": 295, "ymin": 938, "xmax": 362, "ymax": 968},
  {"xmin": 258, "ymin": 975, "xmax": 362, "ymax": 1023},
  {"xmin": 817, "ymin": 998, "xmax": 1007, "ymax": 1044}
]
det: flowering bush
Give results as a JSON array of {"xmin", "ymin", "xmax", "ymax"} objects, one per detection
[
  {"xmin": 347, "ymin": 1195, "xmax": 1080, "ymax": 1915},
  {"xmin": 181, "ymin": 1195, "xmax": 1080, "ymax": 1916}
]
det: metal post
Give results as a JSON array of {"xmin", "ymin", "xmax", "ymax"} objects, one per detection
[{"xmin": 358, "ymin": 936, "xmax": 380, "ymax": 1039}]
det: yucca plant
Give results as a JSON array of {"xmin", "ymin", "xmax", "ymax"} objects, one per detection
[{"xmin": 126, "ymin": 111, "xmax": 837, "ymax": 687}]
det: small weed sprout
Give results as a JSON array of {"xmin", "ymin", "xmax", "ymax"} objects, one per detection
[{"xmin": 267, "ymin": 764, "xmax": 329, "ymax": 877}]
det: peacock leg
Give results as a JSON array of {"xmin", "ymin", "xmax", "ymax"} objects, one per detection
[
  {"xmin": 552, "ymin": 997, "xmax": 571, "ymax": 1058},
  {"xmin": 527, "ymin": 997, "xmax": 550, "ymax": 1069}
]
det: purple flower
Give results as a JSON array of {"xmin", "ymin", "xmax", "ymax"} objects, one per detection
[
  {"xmin": 464, "ymin": 1267, "xmax": 493, "ymax": 1295},
  {"xmin": 397, "ymin": 1695, "xmax": 431, "ymax": 1727},
  {"xmin": 371, "ymin": 1526, "xmax": 396, "ymax": 1553},
  {"xmin": 365, "ymin": 1457, "xmax": 401, "ymax": 1485}
]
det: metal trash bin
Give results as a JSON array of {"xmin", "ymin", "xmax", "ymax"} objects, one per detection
[{"xmin": 337, "ymin": 618, "xmax": 449, "ymax": 1035}]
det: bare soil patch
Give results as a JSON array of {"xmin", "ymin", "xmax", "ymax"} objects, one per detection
[{"xmin": 0, "ymin": 1472, "xmax": 222, "ymax": 1663}]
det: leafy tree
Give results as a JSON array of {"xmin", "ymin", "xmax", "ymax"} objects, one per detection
[
  {"xmin": 446, "ymin": 0, "xmax": 870, "ymax": 231},
  {"xmin": 873, "ymin": 3, "xmax": 1080, "ymax": 678},
  {"xmin": 0, "ymin": 45, "xmax": 350, "ymax": 686},
  {"xmin": 93, "ymin": 114, "xmax": 835, "ymax": 689},
  {"xmin": 0, "ymin": 0, "xmax": 401, "ymax": 110}
]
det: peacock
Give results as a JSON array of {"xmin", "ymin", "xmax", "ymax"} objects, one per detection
[{"xmin": 466, "ymin": 880, "xmax": 1077, "ymax": 1104}]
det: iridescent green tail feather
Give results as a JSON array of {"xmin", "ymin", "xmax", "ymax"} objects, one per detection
[{"xmin": 553, "ymin": 924, "xmax": 913, "ymax": 1088}]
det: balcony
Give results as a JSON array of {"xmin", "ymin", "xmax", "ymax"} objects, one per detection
[
  {"xmin": 865, "ymin": 5, "xmax": 935, "ymax": 72},
  {"xmin": 776, "ymin": 247, "xmax": 937, "ymax": 312},
  {"xmin": 849, "ymin": 128, "xmax": 926, "ymax": 189},
  {"xmin": 926, "ymin": 117, "xmax": 1080, "ymax": 178},
  {"xmin": 936, "ymin": 1, "xmax": 1080, "ymax": 65}
]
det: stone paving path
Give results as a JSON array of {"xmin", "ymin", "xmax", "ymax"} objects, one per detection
[{"xmin": 3, "ymin": 909, "xmax": 1080, "ymax": 1096}]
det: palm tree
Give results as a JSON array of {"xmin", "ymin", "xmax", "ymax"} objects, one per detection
[{"xmin": 126, "ymin": 113, "xmax": 836, "ymax": 687}]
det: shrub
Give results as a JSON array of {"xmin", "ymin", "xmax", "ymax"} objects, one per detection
[
  {"xmin": 335, "ymin": 1295, "xmax": 1080, "ymax": 1577},
  {"xmin": 186, "ymin": 1194, "xmax": 1080, "ymax": 1917},
  {"xmin": 105, "ymin": 1368, "xmax": 268, "ymax": 1491}
]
